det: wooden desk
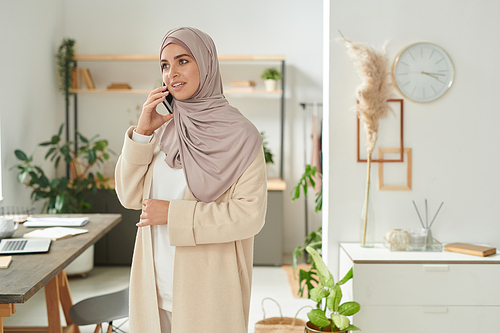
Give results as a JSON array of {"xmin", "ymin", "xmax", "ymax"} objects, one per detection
[{"xmin": 0, "ymin": 214, "xmax": 122, "ymax": 333}]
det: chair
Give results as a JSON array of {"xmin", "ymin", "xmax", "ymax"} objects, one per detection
[{"xmin": 69, "ymin": 287, "xmax": 129, "ymax": 333}]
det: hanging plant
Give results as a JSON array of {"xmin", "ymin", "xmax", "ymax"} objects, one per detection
[{"xmin": 56, "ymin": 38, "xmax": 76, "ymax": 98}]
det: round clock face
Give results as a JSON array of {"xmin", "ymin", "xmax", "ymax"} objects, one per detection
[{"xmin": 393, "ymin": 43, "xmax": 454, "ymax": 102}]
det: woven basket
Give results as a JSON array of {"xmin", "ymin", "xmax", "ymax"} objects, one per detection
[{"xmin": 254, "ymin": 298, "xmax": 309, "ymax": 333}]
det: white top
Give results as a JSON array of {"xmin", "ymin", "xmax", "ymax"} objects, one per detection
[{"xmin": 132, "ymin": 130, "xmax": 187, "ymax": 311}]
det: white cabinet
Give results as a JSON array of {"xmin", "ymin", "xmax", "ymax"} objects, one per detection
[{"xmin": 339, "ymin": 243, "xmax": 500, "ymax": 333}]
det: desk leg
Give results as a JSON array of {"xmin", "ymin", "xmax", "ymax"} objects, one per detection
[
  {"xmin": 57, "ymin": 271, "xmax": 80, "ymax": 333},
  {"xmin": 44, "ymin": 271, "xmax": 80, "ymax": 333},
  {"xmin": 0, "ymin": 304, "xmax": 16, "ymax": 333},
  {"xmin": 45, "ymin": 275, "xmax": 62, "ymax": 333}
]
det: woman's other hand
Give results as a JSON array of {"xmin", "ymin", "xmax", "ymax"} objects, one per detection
[
  {"xmin": 136, "ymin": 86, "xmax": 173, "ymax": 136},
  {"xmin": 137, "ymin": 199, "xmax": 170, "ymax": 227}
]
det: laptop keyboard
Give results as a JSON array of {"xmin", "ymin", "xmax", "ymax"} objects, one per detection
[{"xmin": 2, "ymin": 239, "xmax": 28, "ymax": 251}]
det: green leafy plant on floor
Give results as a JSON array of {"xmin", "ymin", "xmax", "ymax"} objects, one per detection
[
  {"xmin": 11, "ymin": 124, "xmax": 114, "ymax": 213},
  {"xmin": 305, "ymin": 246, "xmax": 360, "ymax": 332},
  {"xmin": 291, "ymin": 164, "xmax": 323, "ymax": 298}
]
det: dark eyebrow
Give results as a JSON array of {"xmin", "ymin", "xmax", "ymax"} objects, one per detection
[{"xmin": 160, "ymin": 54, "xmax": 191, "ymax": 63}]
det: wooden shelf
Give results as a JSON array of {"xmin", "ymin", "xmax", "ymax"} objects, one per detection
[
  {"xmin": 99, "ymin": 177, "xmax": 285, "ymax": 191},
  {"xmin": 267, "ymin": 178, "xmax": 286, "ymax": 191},
  {"xmin": 74, "ymin": 54, "xmax": 285, "ymax": 62},
  {"xmin": 69, "ymin": 89, "xmax": 282, "ymax": 95}
]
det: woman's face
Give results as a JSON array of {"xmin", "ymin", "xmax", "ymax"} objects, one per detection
[{"xmin": 161, "ymin": 44, "xmax": 200, "ymax": 100}]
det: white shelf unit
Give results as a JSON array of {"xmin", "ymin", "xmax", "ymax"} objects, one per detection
[{"xmin": 69, "ymin": 54, "xmax": 286, "ymax": 188}]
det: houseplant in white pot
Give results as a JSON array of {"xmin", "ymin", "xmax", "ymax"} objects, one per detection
[
  {"xmin": 261, "ymin": 67, "xmax": 282, "ymax": 91},
  {"xmin": 304, "ymin": 246, "xmax": 360, "ymax": 332}
]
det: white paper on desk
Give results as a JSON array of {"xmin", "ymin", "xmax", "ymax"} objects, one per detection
[
  {"xmin": 23, "ymin": 227, "xmax": 89, "ymax": 240},
  {"xmin": 24, "ymin": 217, "xmax": 89, "ymax": 227}
]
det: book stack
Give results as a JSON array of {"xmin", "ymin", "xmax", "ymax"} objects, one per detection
[
  {"xmin": 72, "ymin": 68, "xmax": 95, "ymax": 89},
  {"xmin": 107, "ymin": 83, "xmax": 132, "ymax": 90},
  {"xmin": 229, "ymin": 80, "xmax": 256, "ymax": 92}
]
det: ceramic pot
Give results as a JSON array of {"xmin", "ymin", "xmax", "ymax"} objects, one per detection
[
  {"xmin": 264, "ymin": 79, "xmax": 278, "ymax": 91},
  {"xmin": 304, "ymin": 320, "xmax": 348, "ymax": 333},
  {"xmin": 0, "ymin": 217, "xmax": 18, "ymax": 239}
]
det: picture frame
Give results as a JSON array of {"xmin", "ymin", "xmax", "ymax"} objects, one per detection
[{"xmin": 378, "ymin": 147, "xmax": 412, "ymax": 191}]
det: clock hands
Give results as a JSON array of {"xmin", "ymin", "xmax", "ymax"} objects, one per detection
[{"xmin": 421, "ymin": 71, "xmax": 446, "ymax": 77}]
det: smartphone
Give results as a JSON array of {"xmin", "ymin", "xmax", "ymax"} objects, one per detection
[{"xmin": 162, "ymin": 82, "xmax": 173, "ymax": 114}]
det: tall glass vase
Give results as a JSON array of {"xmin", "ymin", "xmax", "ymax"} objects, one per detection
[{"xmin": 360, "ymin": 180, "xmax": 375, "ymax": 248}]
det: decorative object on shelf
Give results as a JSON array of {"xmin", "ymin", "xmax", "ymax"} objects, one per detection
[
  {"xmin": 338, "ymin": 34, "xmax": 394, "ymax": 247},
  {"xmin": 229, "ymin": 80, "xmax": 255, "ymax": 92},
  {"xmin": 80, "ymin": 68, "xmax": 95, "ymax": 89},
  {"xmin": 11, "ymin": 124, "xmax": 114, "ymax": 213},
  {"xmin": 254, "ymin": 298, "xmax": 307, "ymax": 333},
  {"xmin": 261, "ymin": 67, "xmax": 282, "ymax": 91},
  {"xmin": 56, "ymin": 38, "xmax": 76, "ymax": 98},
  {"xmin": 107, "ymin": 83, "xmax": 132, "ymax": 90},
  {"xmin": 444, "ymin": 243, "xmax": 496, "ymax": 257},
  {"xmin": 378, "ymin": 147, "xmax": 412, "ymax": 191},
  {"xmin": 385, "ymin": 229, "xmax": 411, "ymax": 250},
  {"xmin": 393, "ymin": 42, "xmax": 454, "ymax": 103},
  {"xmin": 356, "ymin": 99, "xmax": 404, "ymax": 163},
  {"xmin": 359, "ymin": 180, "xmax": 375, "ymax": 247},
  {"xmin": 303, "ymin": 247, "xmax": 360, "ymax": 332},
  {"xmin": 405, "ymin": 199, "xmax": 445, "ymax": 251}
]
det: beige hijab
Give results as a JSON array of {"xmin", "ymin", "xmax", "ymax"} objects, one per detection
[{"xmin": 157, "ymin": 27, "xmax": 263, "ymax": 203}]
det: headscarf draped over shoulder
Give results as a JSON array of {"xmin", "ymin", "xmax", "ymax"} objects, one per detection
[{"xmin": 157, "ymin": 27, "xmax": 263, "ymax": 203}]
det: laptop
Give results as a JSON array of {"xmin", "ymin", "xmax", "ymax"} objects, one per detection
[{"xmin": 0, "ymin": 238, "xmax": 51, "ymax": 255}]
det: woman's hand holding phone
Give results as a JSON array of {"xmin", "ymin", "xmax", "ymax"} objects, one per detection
[{"xmin": 136, "ymin": 85, "xmax": 173, "ymax": 136}]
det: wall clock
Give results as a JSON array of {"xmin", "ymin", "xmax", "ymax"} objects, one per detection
[{"xmin": 392, "ymin": 42, "xmax": 454, "ymax": 102}]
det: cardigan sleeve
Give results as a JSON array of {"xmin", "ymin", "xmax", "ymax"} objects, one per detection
[
  {"xmin": 114, "ymin": 126, "xmax": 157, "ymax": 210},
  {"xmin": 168, "ymin": 149, "xmax": 267, "ymax": 246}
]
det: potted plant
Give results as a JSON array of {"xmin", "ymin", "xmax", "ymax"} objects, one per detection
[
  {"xmin": 56, "ymin": 38, "xmax": 76, "ymax": 99},
  {"xmin": 11, "ymin": 124, "xmax": 114, "ymax": 213},
  {"xmin": 304, "ymin": 246, "xmax": 361, "ymax": 332},
  {"xmin": 261, "ymin": 67, "xmax": 282, "ymax": 91}
]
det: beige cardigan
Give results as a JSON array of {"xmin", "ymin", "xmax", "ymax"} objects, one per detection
[{"xmin": 115, "ymin": 127, "xmax": 267, "ymax": 332}]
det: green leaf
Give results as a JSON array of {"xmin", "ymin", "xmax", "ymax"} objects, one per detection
[
  {"xmin": 58, "ymin": 123, "xmax": 64, "ymax": 136},
  {"xmin": 45, "ymin": 147, "xmax": 56, "ymax": 160},
  {"xmin": 339, "ymin": 302, "xmax": 360, "ymax": 316},
  {"xmin": 307, "ymin": 309, "xmax": 330, "ymax": 328},
  {"xmin": 15, "ymin": 150, "xmax": 28, "ymax": 161},
  {"xmin": 50, "ymin": 135, "xmax": 60, "ymax": 145},
  {"xmin": 310, "ymin": 286, "xmax": 330, "ymax": 303},
  {"xmin": 344, "ymin": 324, "xmax": 361, "ymax": 331},
  {"xmin": 305, "ymin": 246, "xmax": 334, "ymax": 288},
  {"xmin": 88, "ymin": 150, "xmax": 96, "ymax": 164},
  {"xmin": 78, "ymin": 131, "xmax": 89, "ymax": 143},
  {"xmin": 18, "ymin": 171, "xmax": 28, "ymax": 183},
  {"xmin": 55, "ymin": 156, "xmax": 61, "ymax": 168},
  {"xmin": 55, "ymin": 194, "xmax": 66, "ymax": 212},
  {"xmin": 39, "ymin": 141, "xmax": 53, "ymax": 146},
  {"xmin": 338, "ymin": 267, "xmax": 353, "ymax": 285},
  {"xmin": 326, "ymin": 285, "xmax": 342, "ymax": 312},
  {"xmin": 331, "ymin": 314, "xmax": 350, "ymax": 331},
  {"xmin": 38, "ymin": 175, "xmax": 50, "ymax": 188}
]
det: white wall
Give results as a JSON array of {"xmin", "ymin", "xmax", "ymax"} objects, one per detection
[
  {"xmin": 1, "ymin": 0, "xmax": 324, "ymax": 258},
  {"xmin": 326, "ymin": 0, "xmax": 500, "ymax": 277},
  {"xmin": 0, "ymin": 0, "xmax": 64, "ymax": 208}
]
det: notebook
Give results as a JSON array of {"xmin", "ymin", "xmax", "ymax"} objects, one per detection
[
  {"xmin": 0, "ymin": 238, "xmax": 51, "ymax": 255},
  {"xmin": 23, "ymin": 217, "xmax": 89, "ymax": 228}
]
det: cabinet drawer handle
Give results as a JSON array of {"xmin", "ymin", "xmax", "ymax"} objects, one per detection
[
  {"xmin": 423, "ymin": 307, "xmax": 448, "ymax": 314},
  {"xmin": 423, "ymin": 264, "xmax": 449, "ymax": 272}
]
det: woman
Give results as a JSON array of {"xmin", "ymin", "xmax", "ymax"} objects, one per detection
[{"xmin": 115, "ymin": 27, "xmax": 267, "ymax": 333}]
